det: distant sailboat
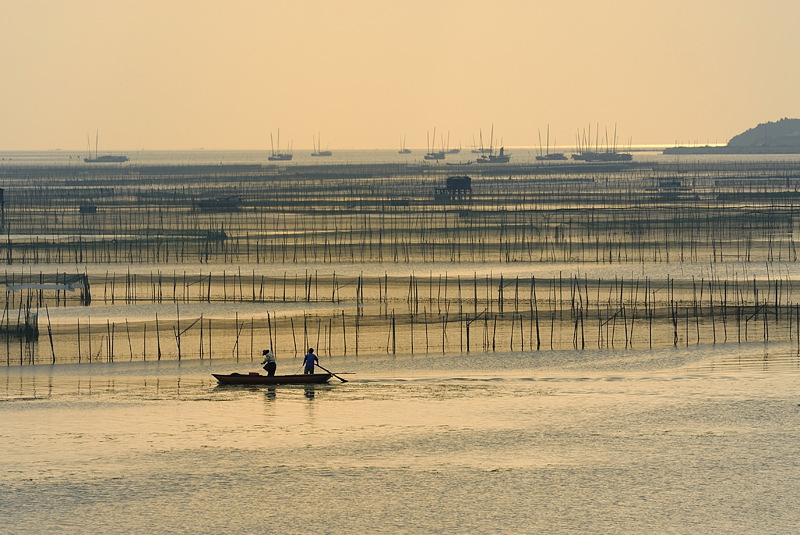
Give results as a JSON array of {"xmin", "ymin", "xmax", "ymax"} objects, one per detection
[
  {"xmin": 445, "ymin": 132, "xmax": 461, "ymax": 154},
  {"xmin": 571, "ymin": 124, "xmax": 632, "ymax": 162},
  {"xmin": 268, "ymin": 129, "xmax": 293, "ymax": 161},
  {"xmin": 476, "ymin": 125, "xmax": 510, "ymax": 164},
  {"xmin": 311, "ymin": 133, "xmax": 332, "ymax": 157},
  {"xmin": 398, "ymin": 135, "xmax": 411, "ymax": 154},
  {"xmin": 424, "ymin": 128, "xmax": 446, "ymax": 160},
  {"xmin": 477, "ymin": 146, "xmax": 510, "ymax": 164},
  {"xmin": 84, "ymin": 131, "xmax": 128, "ymax": 163},
  {"xmin": 471, "ymin": 129, "xmax": 493, "ymax": 154},
  {"xmin": 535, "ymin": 125, "xmax": 567, "ymax": 161}
]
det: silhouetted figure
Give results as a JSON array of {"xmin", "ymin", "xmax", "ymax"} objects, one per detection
[
  {"xmin": 303, "ymin": 348, "xmax": 318, "ymax": 375},
  {"xmin": 261, "ymin": 349, "xmax": 276, "ymax": 376}
]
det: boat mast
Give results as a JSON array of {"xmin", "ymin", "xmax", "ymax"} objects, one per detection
[
  {"xmin": 546, "ymin": 124, "xmax": 550, "ymax": 155},
  {"xmin": 538, "ymin": 129, "xmax": 543, "ymax": 158}
]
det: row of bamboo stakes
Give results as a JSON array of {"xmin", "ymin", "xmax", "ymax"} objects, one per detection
[
  {"xmin": 3, "ymin": 159, "xmax": 800, "ymax": 363},
  {"xmin": 4, "ymin": 267, "xmax": 799, "ymax": 310},
  {"xmin": 5, "ymin": 270, "xmax": 800, "ymax": 365},
  {"xmin": 2, "ymin": 161, "xmax": 800, "ymax": 266}
]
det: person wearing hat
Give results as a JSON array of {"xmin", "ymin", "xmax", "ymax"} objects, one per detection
[{"xmin": 261, "ymin": 349, "xmax": 277, "ymax": 376}]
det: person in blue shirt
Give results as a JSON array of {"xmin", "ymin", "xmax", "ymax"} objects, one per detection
[{"xmin": 303, "ymin": 348, "xmax": 319, "ymax": 375}]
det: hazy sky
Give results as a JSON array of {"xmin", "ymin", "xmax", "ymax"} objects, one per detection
[{"xmin": 2, "ymin": 0, "xmax": 799, "ymax": 151}]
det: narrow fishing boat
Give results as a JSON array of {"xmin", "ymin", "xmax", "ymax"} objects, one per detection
[{"xmin": 213, "ymin": 372, "xmax": 332, "ymax": 385}]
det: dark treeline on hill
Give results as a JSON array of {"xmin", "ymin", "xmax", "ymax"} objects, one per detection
[
  {"xmin": 664, "ymin": 118, "xmax": 800, "ymax": 154},
  {"xmin": 728, "ymin": 118, "xmax": 800, "ymax": 148}
]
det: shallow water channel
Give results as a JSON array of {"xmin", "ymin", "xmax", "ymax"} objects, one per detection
[{"xmin": 2, "ymin": 343, "xmax": 799, "ymax": 534}]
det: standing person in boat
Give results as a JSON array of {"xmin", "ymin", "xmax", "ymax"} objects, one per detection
[
  {"xmin": 261, "ymin": 349, "xmax": 277, "ymax": 377},
  {"xmin": 303, "ymin": 348, "xmax": 319, "ymax": 375}
]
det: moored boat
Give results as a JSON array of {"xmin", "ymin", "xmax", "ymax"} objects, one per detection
[
  {"xmin": 424, "ymin": 127, "xmax": 446, "ymax": 160},
  {"xmin": 399, "ymin": 134, "xmax": 412, "ymax": 154},
  {"xmin": 84, "ymin": 131, "xmax": 128, "ymax": 163},
  {"xmin": 268, "ymin": 129, "xmax": 293, "ymax": 161},
  {"xmin": 476, "ymin": 146, "xmax": 510, "ymax": 163},
  {"xmin": 535, "ymin": 153, "xmax": 568, "ymax": 161},
  {"xmin": 213, "ymin": 372, "xmax": 332, "ymax": 385},
  {"xmin": 311, "ymin": 133, "xmax": 332, "ymax": 157},
  {"xmin": 85, "ymin": 154, "xmax": 129, "ymax": 163}
]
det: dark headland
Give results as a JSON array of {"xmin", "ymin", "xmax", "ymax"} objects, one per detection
[{"xmin": 663, "ymin": 118, "xmax": 800, "ymax": 154}]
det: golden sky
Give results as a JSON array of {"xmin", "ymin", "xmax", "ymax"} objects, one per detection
[{"xmin": 2, "ymin": 0, "xmax": 798, "ymax": 150}]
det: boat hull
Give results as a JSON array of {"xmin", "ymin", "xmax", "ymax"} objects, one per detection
[
  {"xmin": 84, "ymin": 155, "xmax": 128, "ymax": 163},
  {"xmin": 213, "ymin": 373, "xmax": 332, "ymax": 385}
]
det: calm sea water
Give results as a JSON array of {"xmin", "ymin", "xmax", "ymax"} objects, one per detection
[
  {"xmin": 2, "ymin": 344, "xmax": 799, "ymax": 534},
  {"xmin": 6, "ymin": 148, "xmax": 800, "ymax": 167},
  {"xmin": 3, "ymin": 150, "xmax": 800, "ymax": 533}
]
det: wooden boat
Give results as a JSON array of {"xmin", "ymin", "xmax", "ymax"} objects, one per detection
[{"xmin": 212, "ymin": 372, "xmax": 332, "ymax": 385}]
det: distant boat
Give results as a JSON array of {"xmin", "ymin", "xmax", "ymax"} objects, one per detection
[
  {"xmin": 424, "ymin": 127, "xmax": 446, "ymax": 160},
  {"xmin": 471, "ymin": 129, "xmax": 492, "ymax": 154},
  {"xmin": 85, "ymin": 154, "xmax": 129, "ymax": 163},
  {"xmin": 571, "ymin": 151, "xmax": 632, "ymax": 162},
  {"xmin": 84, "ymin": 131, "xmax": 128, "ymax": 163},
  {"xmin": 477, "ymin": 146, "xmax": 510, "ymax": 164},
  {"xmin": 311, "ymin": 133, "xmax": 332, "ymax": 157},
  {"xmin": 398, "ymin": 135, "xmax": 412, "ymax": 154},
  {"xmin": 535, "ymin": 125, "xmax": 567, "ymax": 161},
  {"xmin": 445, "ymin": 132, "xmax": 460, "ymax": 153},
  {"xmin": 572, "ymin": 123, "xmax": 632, "ymax": 162},
  {"xmin": 268, "ymin": 129, "xmax": 293, "ymax": 161},
  {"xmin": 475, "ymin": 125, "xmax": 510, "ymax": 163},
  {"xmin": 536, "ymin": 153, "xmax": 568, "ymax": 161}
]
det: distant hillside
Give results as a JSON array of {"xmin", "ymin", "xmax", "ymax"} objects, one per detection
[
  {"xmin": 727, "ymin": 118, "xmax": 800, "ymax": 148},
  {"xmin": 664, "ymin": 118, "xmax": 800, "ymax": 154}
]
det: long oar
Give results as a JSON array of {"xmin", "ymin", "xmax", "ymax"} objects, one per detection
[{"xmin": 316, "ymin": 364, "xmax": 348, "ymax": 383}]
